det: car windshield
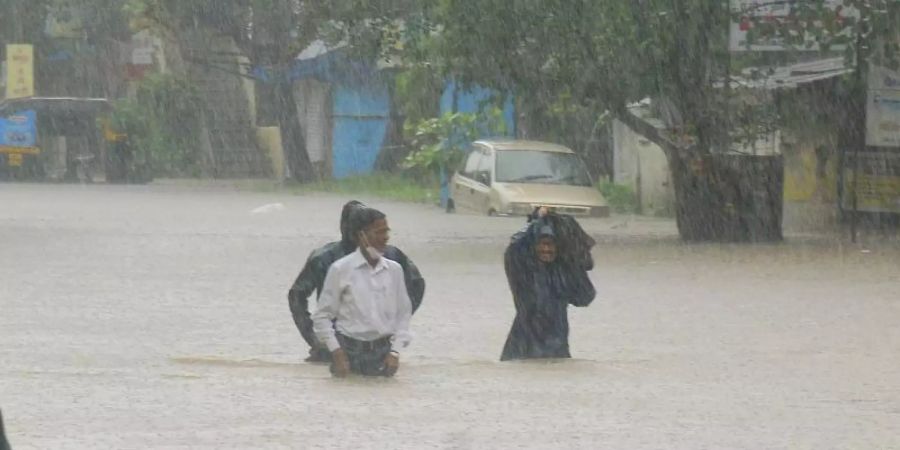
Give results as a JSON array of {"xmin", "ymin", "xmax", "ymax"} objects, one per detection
[{"xmin": 495, "ymin": 150, "xmax": 593, "ymax": 186}]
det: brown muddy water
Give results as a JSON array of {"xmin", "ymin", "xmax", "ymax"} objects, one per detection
[{"xmin": 1, "ymin": 183, "xmax": 899, "ymax": 449}]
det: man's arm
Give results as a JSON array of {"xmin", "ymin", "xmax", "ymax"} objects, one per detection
[
  {"xmin": 385, "ymin": 247, "xmax": 426, "ymax": 313},
  {"xmin": 288, "ymin": 252, "xmax": 324, "ymax": 348},
  {"xmin": 564, "ymin": 269, "xmax": 596, "ymax": 307},
  {"xmin": 389, "ymin": 266, "xmax": 413, "ymax": 353},
  {"xmin": 550, "ymin": 214, "xmax": 595, "ymax": 271},
  {"xmin": 504, "ymin": 231, "xmax": 538, "ymax": 313},
  {"xmin": 312, "ymin": 264, "xmax": 343, "ymax": 352}
]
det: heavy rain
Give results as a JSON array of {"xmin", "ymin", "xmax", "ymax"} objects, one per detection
[{"xmin": 2, "ymin": 1, "xmax": 900, "ymax": 449}]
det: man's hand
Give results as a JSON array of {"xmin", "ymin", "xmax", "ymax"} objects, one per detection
[
  {"xmin": 383, "ymin": 352, "xmax": 400, "ymax": 377},
  {"xmin": 331, "ymin": 348, "xmax": 350, "ymax": 378},
  {"xmin": 305, "ymin": 346, "xmax": 332, "ymax": 363}
]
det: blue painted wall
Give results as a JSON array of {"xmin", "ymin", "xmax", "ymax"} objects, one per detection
[
  {"xmin": 331, "ymin": 81, "xmax": 391, "ymax": 179},
  {"xmin": 439, "ymin": 81, "xmax": 516, "ymax": 136},
  {"xmin": 286, "ymin": 53, "xmax": 518, "ymax": 180},
  {"xmin": 288, "ymin": 50, "xmax": 392, "ymax": 179},
  {"xmin": 437, "ymin": 82, "xmax": 516, "ymax": 206}
]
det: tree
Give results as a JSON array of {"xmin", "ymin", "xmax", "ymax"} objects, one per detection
[
  {"xmin": 367, "ymin": 0, "xmax": 767, "ymax": 241},
  {"xmin": 0, "ymin": 0, "xmax": 53, "ymax": 45},
  {"xmin": 125, "ymin": 0, "xmax": 314, "ymax": 180},
  {"xmin": 125, "ymin": 0, "xmax": 428, "ymax": 182}
]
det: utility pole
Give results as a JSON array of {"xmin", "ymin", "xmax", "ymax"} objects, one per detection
[
  {"xmin": 11, "ymin": 1, "xmax": 25, "ymax": 42},
  {"xmin": 851, "ymin": 24, "xmax": 868, "ymax": 244}
]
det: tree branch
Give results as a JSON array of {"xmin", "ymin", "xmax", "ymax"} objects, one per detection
[{"xmin": 613, "ymin": 105, "xmax": 693, "ymax": 159}]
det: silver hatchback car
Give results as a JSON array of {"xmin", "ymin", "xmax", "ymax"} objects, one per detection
[{"xmin": 448, "ymin": 139, "xmax": 609, "ymax": 217}]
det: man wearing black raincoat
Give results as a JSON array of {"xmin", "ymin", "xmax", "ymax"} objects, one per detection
[
  {"xmin": 500, "ymin": 208, "xmax": 596, "ymax": 361},
  {"xmin": 288, "ymin": 200, "xmax": 425, "ymax": 362}
]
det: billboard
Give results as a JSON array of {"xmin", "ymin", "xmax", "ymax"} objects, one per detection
[
  {"xmin": 5, "ymin": 44, "xmax": 34, "ymax": 99},
  {"xmin": 0, "ymin": 109, "xmax": 39, "ymax": 166},
  {"xmin": 866, "ymin": 66, "xmax": 900, "ymax": 147},
  {"xmin": 730, "ymin": 0, "xmax": 853, "ymax": 52},
  {"xmin": 841, "ymin": 152, "xmax": 900, "ymax": 214}
]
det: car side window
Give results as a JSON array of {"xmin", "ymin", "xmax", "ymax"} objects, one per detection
[
  {"xmin": 475, "ymin": 149, "xmax": 492, "ymax": 185},
  {"xmin": 461, "ymin": 150, "xmax": 482, "ymax": 179}
]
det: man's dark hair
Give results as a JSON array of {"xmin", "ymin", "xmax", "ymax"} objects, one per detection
[
  {"xmin": 347, "ymin": 207, "xmax": 386, "ymax": 240},
  {"xmin": 339, "ymin": 200, "xmax": 365, "ymax": 243}
]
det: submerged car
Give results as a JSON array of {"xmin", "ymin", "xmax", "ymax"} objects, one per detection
[{"xmin": 448, "ymin": 139, "xmax": 609, "ymax": 217}]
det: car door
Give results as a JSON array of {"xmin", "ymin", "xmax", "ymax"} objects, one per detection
[
  {"xmin": 471, "ymin": 146, "xmax": 494, "ymax": 214},
  {"xmin": 452, "ymin": 149, "xmax": 482, "ymax": 212}
]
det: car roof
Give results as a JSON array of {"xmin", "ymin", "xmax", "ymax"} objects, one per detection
[{"xmin": 474, "ymin": 139, "xmax": 574, "ymax": 154}]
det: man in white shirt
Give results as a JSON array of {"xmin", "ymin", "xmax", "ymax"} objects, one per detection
[{"xmin": 313, "ymin": 207, "xmax": 413, "ymax": 377}]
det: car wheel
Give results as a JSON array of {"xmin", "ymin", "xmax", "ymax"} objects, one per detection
[{"xmin": 446, "ymin": 198, "xmax": 456, "ymax": 213}]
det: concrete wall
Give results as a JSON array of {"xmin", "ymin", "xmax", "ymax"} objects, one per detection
[
  {"xmin": 294, "ymin": 79, "xmax": 331, "ymax": 178},
  {"xmin": 612, "ymin": 119, "xmax": 676, "ymax": 216},
  {"xmin": 255, "ymin": 127, "xmax": 284, "ymax": 181}
]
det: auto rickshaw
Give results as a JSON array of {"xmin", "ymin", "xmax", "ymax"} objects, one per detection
[{"xmin": 0, "ymin": 96, "xmax": 150, "ymax": 183}]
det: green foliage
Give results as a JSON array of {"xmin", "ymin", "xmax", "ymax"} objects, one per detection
[
  {"xmin": 106, "ymin": 74, "xmax": 204, "ymax": 177},
  {"xmin": 402, "ymin": 107, "xmax": 507, "ymax": 175},
  {"xmin": 354, "ymin": 0, "xmax": 727, "ymax": 167},
  {"xmin": 394, "ymin": 66, "xmax": 443, "ymax": 126},
  {"xmin": 597, "ymin": 181, "xmax": 638, "ymax": 214}
]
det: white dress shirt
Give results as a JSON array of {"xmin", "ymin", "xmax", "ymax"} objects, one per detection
[{"xmin": 312, "ymin": 248, "xmax": 413, "ymax": 353}]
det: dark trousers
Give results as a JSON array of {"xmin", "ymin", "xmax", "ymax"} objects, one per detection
[{"xmin": 332, "ymin": 334, "xmax": 393, "ymax": 377}]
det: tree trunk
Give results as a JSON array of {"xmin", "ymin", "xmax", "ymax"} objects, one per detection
[
  {"xmin": 617, "ymin": 107, "xmax": 783, "ymax": 242},
  {"xmin": 275, "ymin": 77, "xmax": 314, "ymax": 182},
  {"xmin": 669, "ymin": 152, "xmax": 784, "ymax": 242}
]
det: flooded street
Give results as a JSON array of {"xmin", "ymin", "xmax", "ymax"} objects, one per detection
[{"xmin": 2, "ymin": 183, "xmax": 899, "ymax": 449}]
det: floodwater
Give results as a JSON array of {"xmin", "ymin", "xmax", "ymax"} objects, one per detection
[{"xmin": 1, "ymin": 183, "xmax": 899, "ymax": 449}]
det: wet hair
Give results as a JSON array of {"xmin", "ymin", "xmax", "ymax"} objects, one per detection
[
  {"xmin": 536, "ymin": 224, "xmax": 555, "ymax": 239},
  {"xmin": 530, "ymin": 218, "xmax": 556, "ymax": 242},
  {"xmin": 339, "ymin": 200, "xmax": 366, "ymax": 242},
  {"xmin": 347, "ymin": 206, "xmax": 387, "ymax": 241}
]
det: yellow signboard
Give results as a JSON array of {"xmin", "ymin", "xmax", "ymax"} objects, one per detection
[
  {"xmin": 7, "ymin": 153, "xmax": 23, "ymax": 166},
  {"xmin": 0, "ymin": 146, "xmax": 40, "ymax": 155},
  {"xmin": 843, "ymin": 172, "xmax": 900, "ymax": 214},
  {"xmin": 5, "ymin": 44, "xmax": 35, "ymax": 99}
]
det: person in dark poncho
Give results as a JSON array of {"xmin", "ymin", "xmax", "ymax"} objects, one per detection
[
  {"xmin": 288, "ymin": 200, "xmax": 425, "ymax": 362},
  {"xmin": 500, "ymin": 207, "xmax": 596, "ymax": 361}
]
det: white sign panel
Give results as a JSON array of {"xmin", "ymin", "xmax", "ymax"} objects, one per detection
[
  {"xmin": 869, "ymin": 65, "xmax": 900, "ymax": 91},
  {"xmin": 131, "ymin": 48, "xmax": 154, "ymax": 66},
  {"xmin": 866, "ymin": 90, "xmax": 900, "ymax": 147},
  {"xmin": 867, "ymin": 65, "xmax": 900, "ymax": 147},
  {"xmin": 730, "ymin": 0, "xmax": 853, "ymax": 52}
]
